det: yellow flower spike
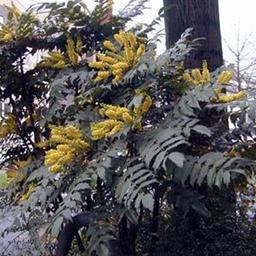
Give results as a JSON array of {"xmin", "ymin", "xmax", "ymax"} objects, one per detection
[
  {"xmin": 49, "ymin": 164, "xmax": 62, "ymax": 173},
  {"xmin": 104, "ymin": 110, "xmax": 119, "ymax": 120},
  {"xmin": 128, "ymin": 32, "xmax": 137, "ymax": 49},
  {"xmin": 105, "ymin": 51, "xmax": 125, "ymax": 62},
  {"xmin": 95, "ymin": 71, "xmax": 111, "ymax": 81},
  {"xmin": 97, "ymin": 54, "xmax": 118, "ymax": 64},
  {"xmin": 133, "ymin": 106, "xmax": 142, "ymax": 117},
  {"xmin": 66, "ymin": 34, "xmax": 79, "ymax": 66},
  {"xmin": 56, "ymin": 144, "xmax": 74, "ymax": 153},
  {"xmin": 114, "ymin": 33, "xmax": 125, "ymax": 46},
  {"xmin": 106, "ymin": 123, "xmax": 125, "ymax": 137},
  {"xmin": 90, "ymin": 31, "xmax": 146, "ymax": 83},
  {"xmin": 113, "ymin": 74, "xmax": 123, "ymax": 82},
  {"xmin": 53, "ymin": 60, "xmax": 67, "ymax": 69},
  {"xmin": 91, "ymin": 119, "xmax": 125, "ymax": 140},
  {"xmin": 103, "ymin": 40, "xmax": 117, "ymax": 52},
  {"xmin": 64, "ymin": 126, "xmax": 83, "ymax": 139},
  {"xmin": 202, "ymin": 61, "xmax": 210, "ymax": 84},
  {"xmin": 112, "ymin": 69, "xmax": 123, "ymax": 76},
  {"xmin": 141, "ymin": 96, "xmax": 153, "ymax": 113},
  {"xmin": 122, "ymin": 112, "xmax": 133, "ymax": 124},
  {"xmin": 136, "ymin": 44, "xmax": 145, "ymax": 58},
  {"xmin": 125, "ymin": 45, "xmax": 135, "ymax": 65},
  {"xmin": 45, "ymin": 125, "xmax": 90, "ymax": 173},
  {"xmin": 183, "ymin": 73, "xmax": 195, "ymax": 85},
  {"xmin": 217, "ymin": 70, "xmax": 234, "ymax": 84},
  {"xmin": 89, "ymin": 61, "xmax": 106, "ymax": 69},
  {"xmin": 212, "ymin": 90, "xmax": 246, "ymax": 104},
  {"xmin": 112, "ymin": 62, "xmax": 129, "ymax": 70},
  {"xmin": 2, "ymin": 32, "xmax": 13, "ymax": 42},
  {"xmin": 50, "ymin": 135, "xmax": 68, "ymax": 145},
  {"xmin": 76, "ymin": 34, "xmax": 83, "ymax": 53},
  {"xmin": 72, "ymin": 139, "xmax": 90, "ymax": 151},
  {"xmin": 192, "ymin": 69, "xmax": 202, "ymax": 83}
]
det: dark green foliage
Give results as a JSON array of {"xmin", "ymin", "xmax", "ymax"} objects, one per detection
[{"xmin": 0, "ymin": 1, "xmax": 256, "ymax": 256}]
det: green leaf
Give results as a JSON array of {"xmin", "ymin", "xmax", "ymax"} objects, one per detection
[
  {"xmin": 168, "ymin": 152, "xmax": 185, "ymax": 168},
  {"xmin": 52, "ymin": 216, "xmax": 63, "ymax": 237},
  {"xmin": 192, "ymin": 125, "xmax": 212, "ymax": 137},
  {"xmin": 142, "ymin": 193, "xmax": 154, "ymax": 211}
]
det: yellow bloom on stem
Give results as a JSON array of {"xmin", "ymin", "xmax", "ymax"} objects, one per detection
[
  {"xmin": 91, "ymin": 119, "xmax": 124, "ymax": 140},
  {"xmin": 89, "ymin": 30, "xmax": 146, "ymax": 83},
  {"xmin": 89, "ymin": 61, "xmax": 106, "ymax": 69},
  {"xmin": 202, "ymin": 61, "xmax": 210, "ymax": 84},
  {"xmin": 92, "ymin": 95, "xmax": 153, "ymax": 140},
  {"xmin": 211, "ymin": 90, "xmax": 246, "ymax": 104},
  {"xmin": 38, "ymin": 34, "xmax": 84, "ymax": 68},
  {"xmin": 95, "ymin": 71, "xmax": 111, "ymax": 82},
  {"xmin": 112, "ymin": 62, "xmax": 129, "ymax": 70},
  {"xmin": 97, "ymin": 54, "xmax": 117, "ymax": 64},
  {"xmin": 192, "ymin": 69, "xmax": 202, "ymax": 83},
  {"xmin": 103, "ymin": 40, "xmax": 117, "ymax": 52},
  {"xmin": 45, "ymin": 125, "xmax": 90, "ymax": 173},
  {"xmin": 49, "ymin": 164, "xmax": 62, "ymax": 174},
  {"xmin": 122, "ymin": 112, "xmax": 133, "ymax": 124},
  {"xmin": 217, "ymin": 70, "xmax": 234, "ymax": 84},
  {"xmin": 136, "ymin": 44, "xmax": 145, "ymax": 58},
  {"xmin": 141, "ymin": 96, "xmax": 153, "ymax": 114},
  {"xmin": 183, "ymin": 73, "xmax": 195, "ymax": 85},
  {"xmin": 182, "ymin": 61, "xmax": 211, "ymax": 85}
]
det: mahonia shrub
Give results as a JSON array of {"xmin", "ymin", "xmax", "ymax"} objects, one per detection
[{"xmin": 0, "ymin": 1, "xmax": 256, "ymax": 256}]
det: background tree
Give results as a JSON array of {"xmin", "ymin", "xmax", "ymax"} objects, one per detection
[
  {"xmin": 163, "ymin": 0, "xmax": 223, "ymax": 70},
  {"xmin": 225, "ymin": 32, "xmax": 256, "ymax": 90}
]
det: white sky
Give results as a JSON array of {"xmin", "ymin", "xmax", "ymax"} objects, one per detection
[{"xmin": 25, "ymin": 0, "xmax": 256, "ymax": 63}]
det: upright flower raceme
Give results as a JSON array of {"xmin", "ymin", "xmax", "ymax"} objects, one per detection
[
  {"xmin": 44, "ymin": 125, "xmax": 90, "ymax": 173},
  {"xmin": 182, "ymin": 61, "xmax": 246, "ymax": 104},
  {"xmin": 89, "ymin": 30, "xmax": 146, "ymax": 83},
  {"xmin": 38, "ymin": 34, "xmax": 84, "ymax": 69},
  {"xmin": 91, "ymin": 95, "xmax": 153, "ymax": 140},
  {"xmin": 182, "ymin": 61, "xmax": 211, "ymax": 85}
]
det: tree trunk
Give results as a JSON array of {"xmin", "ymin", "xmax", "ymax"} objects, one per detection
[{"xmin": 163, "ymin": 0, "xmax": 223, "ymax": 71}]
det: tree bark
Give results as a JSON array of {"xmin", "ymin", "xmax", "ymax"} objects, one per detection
[{"xmin": 163, "ymin": 0, "xmax": 223, "ymax": 71}]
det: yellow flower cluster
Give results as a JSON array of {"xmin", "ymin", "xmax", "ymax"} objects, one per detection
[
  {"xmin": 99, "ymin": 105, "xmax": 133, "ymax": 124},
  {"xmin": 91, "ymin": 96, "xmax": 153, "ymax": 140},
  {"xmin": 217, "ymin": 70, "xmax": 234, "ymax": 84},
  {"xmin": 182, "ymin": 62, "xmax": 245, "ymax": 104},
  {"xmin": 211, "ymin": 70, "xmax": 246, "ymax": 103},
  {"xmin": 44, "ymin": 125, "xmax": 90, "ymax": 173},
  {"xmin": 0, "ymin": 114, "xmax": 17, "ymax": 138},
  {"xmin": 183, "ymin": 61, "xmax": 211, "ymax": 85},
  {"xmin": 133, "ymin": 95, "xmax": 153, "ymax": 117},
  {"xmin": 91, "ymin": 119, "xmax": 125, "ymax": 140},
  {"xmin": 38, "ymin": 51, "xmax": 67, "ymax": 69},
  {"xmin": 89, "ymin": 31, "xmax": 146, "ymax": 83},
  {"xmin": 38, "ymin": 34, "xmax": 83, "ymax": 69},
  {"xmin": 211, "ymin": 90, "xmax": 246, "ymax": 104},
  {"xmin": 0, "ymin": 3, "xmax": 35, "ymax": 43},
  {"xmin": 183, "ymin": 61, "xmax": 234, "ymax": 87}
]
